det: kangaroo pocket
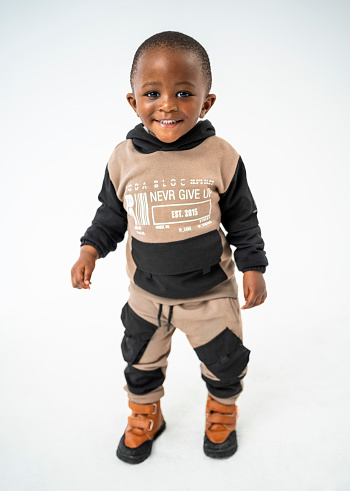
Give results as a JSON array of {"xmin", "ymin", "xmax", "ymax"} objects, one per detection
[{"xmin": 131, "ymin": 230, "xmax": 227, "ymax": 299}]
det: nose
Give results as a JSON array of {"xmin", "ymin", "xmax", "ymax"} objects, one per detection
[{"xmin": 158, "ymin": 94, "xmax": 178, "ymax": 112}]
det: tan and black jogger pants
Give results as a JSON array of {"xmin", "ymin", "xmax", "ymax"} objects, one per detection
[{"xmin": 120, "ymin": 287, "xmax": 250, "ymax": 406}]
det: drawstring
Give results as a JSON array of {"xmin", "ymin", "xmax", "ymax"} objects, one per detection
[
  {"xmin": 157, "ymin": 304, "xmax": 163, "ymax": 327},
  {"xmin": 157, "ymin": 304, "xmax": 174, "ymax": 331},
  {"xmin": 167, "ymin": 305, "xmax": 173, "ymax": 332}
]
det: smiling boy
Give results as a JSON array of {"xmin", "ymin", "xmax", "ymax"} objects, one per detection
[
  {"xmin": 127, "ymin": 48, "xmax": 215, "ymax": 143},
  {"xmin": 71, "ymin": 31, "xmax": 268, "ymax": 464}
]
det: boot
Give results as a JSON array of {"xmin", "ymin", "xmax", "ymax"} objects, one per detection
[
  {"xmin": 203, "ymin": 394, "xmax": 238, "ymax": 458},
  {"xmin": 116, "ymin": 400, "xmax": 166, "ymax": 464}
]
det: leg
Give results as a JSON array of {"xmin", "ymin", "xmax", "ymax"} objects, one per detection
[
  {"xmin": 174, "ymin": 297, "xmax": 249, "ymax": 402},
  {"xmin": 117, "ymin": 290, "xmax": 175, "ymax": 464},
  {"xmin": 121, "ymin": 289, "xmax": 175, "ymax": 404},
  {"xmin": 172, "ymin": 296, "xmax": 250, "ymax": 458}
]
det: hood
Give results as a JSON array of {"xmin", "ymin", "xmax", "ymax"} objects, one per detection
[{"xmin": 126, "ymin": 120, "xmax": 216, "ymax": 154}]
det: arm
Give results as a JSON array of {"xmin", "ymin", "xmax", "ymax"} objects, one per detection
[
  {"xmin": 71, "ymin": 165, "xmax": 127, "ymax": 289},
  {"xmin": 220, "ymin": 157, "xmax": 268, "ymax": 309},
  {"xmin": 80, "ymin": 165, "xmax": 127, "ymax": 258}
]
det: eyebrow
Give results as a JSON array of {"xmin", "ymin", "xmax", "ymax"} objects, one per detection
[
  {"xmin": 141, "ymin": 81, "xmax": 162, "ymax": 88},
  {"xmin": 141, "ymin": 81, "xmax": 196, "ymax": 89},
  {"xmin": 176, "ymin": 81, "xmax": 196, "ymax": 87}
]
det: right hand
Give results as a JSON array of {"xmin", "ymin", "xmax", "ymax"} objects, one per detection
[{"xmin": 71, "ymin": 245, "xmax": 99, "ymax": 289}]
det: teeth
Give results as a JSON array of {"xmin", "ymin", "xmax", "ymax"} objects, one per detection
[{"xmin": 158, "ymin": 120, "xmax": 177, "ymax": 124}]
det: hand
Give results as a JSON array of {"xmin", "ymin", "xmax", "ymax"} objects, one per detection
[
  {"xmin": 71, "ymin": 245, "xmax": 99, "ymax": 289},
  {"xmin": 241, "ymin": 271, "xmax": 267, "ymax": 310}
]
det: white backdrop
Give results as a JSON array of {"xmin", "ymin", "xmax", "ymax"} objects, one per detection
[{"xmin": 1, "ymin": 1, "xmax": 349, "ymax": 490}]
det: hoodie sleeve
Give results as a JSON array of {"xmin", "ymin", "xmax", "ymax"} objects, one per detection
[
  {"xmin": 219, "ymin": 157, "xmax": 268, "ymax": 273},
  {"xmin": 80, "ymin": 166, "xmax": 127, "ymax": 258}
]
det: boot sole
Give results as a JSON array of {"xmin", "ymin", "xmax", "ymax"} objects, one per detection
[
  {"xmin": 116, "ymin": 421, "xmax": 166, "ymax": 464},
  {"xmin": 203, "ymin": 431, "xmax": 238, "ymax": 459}
]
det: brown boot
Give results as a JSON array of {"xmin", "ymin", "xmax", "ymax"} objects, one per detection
[
  {"xmin": 116, "ymin": 400, "xmax": 166, "ymax": 464},
  {"xmin": 203, "ymin": 394, "xmax": 238, "ymax": 458}
]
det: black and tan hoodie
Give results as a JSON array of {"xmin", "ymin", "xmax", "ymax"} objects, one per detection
[{"xmin": 81, "ymin": 120, "xmax": 268, "ymax": 304}]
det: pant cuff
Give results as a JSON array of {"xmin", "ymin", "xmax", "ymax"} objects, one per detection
[
  {"xmin": 125, "ymin": 384, "xmax": 165, "ymax": 404},
  {"xmin": 208, "ymin": 390, "xmax": 241, "ymax": 406}
]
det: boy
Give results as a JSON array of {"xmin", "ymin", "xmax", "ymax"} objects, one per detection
[{"xmin": 71, "ymin": 31, "xmax": 268, "ymax": 464}]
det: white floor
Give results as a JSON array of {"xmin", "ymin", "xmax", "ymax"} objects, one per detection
[{"xmin": 1, "ymin": 265, "xmax": 350, "ymax": 491}]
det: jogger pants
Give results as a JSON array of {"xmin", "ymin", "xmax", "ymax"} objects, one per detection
[{"xmin": 121, "ymin": 287, "xmax": 250, "ymax": 405}]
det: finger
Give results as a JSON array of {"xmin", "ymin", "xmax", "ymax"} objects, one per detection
[
  {"xmin": 71, "ymin": 266, "xmax": 82, "ymax": 289},
  {"xmin": 253, "ymin": 295, "xmax": 263, "ymax": 307},
  {"xmin": 241, "ymin": 291, "xmax": 256, "ymax": 310},
  {"xmin": 83, "ymin": 266, "xmax": 93, "ymax": 289},
  {"xmin": 243, "ymin": 283, "xmax": 250, "ymax": 302},
  {"xmin": 72, "ymin": 265, "xmax": 89, "ymax": 289},
  {"xmin": 260, "ymin": 292, "xmax": 267, "ymax": 305},
  {"xmin": 255, "ymin": 292, "xmax": 267, "ymax": 307},
  {"xmin": 251, "ymin": 292, "xmax": 267, "ymax": 308}
]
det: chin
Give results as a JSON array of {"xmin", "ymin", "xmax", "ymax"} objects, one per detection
[
  {"xmin": 156, "ymin": 131, "xmax": 184, "ymax": 143},
  {"xmin": 158, "ymin": 136, "xmax": 178, "ymax": 143}
]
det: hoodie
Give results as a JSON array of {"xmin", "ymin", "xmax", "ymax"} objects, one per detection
[{"xmin": 81, "ymin": 120, "xmax": 268, "ymax": 302}]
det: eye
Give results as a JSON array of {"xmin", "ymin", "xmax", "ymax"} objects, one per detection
[
  {"xmin": 145, "ymin": 91, "xmax": 160, "ymax": 98},
  {"xmin": 177, "ymin": 91, "xmax": 192, "ymax": 98}
]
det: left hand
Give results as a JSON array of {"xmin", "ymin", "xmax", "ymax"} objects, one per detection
[{"xmin": 241, "ymin": 271, "xmax": 267, "ymax": 310}]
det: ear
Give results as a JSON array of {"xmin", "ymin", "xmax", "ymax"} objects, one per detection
[
  {"xmin": 199, "ymin": 94, "xmax": 216, "ymax": 118},
  {"xmin": 126, "ymin": 93, "xmax": 139, "ymax": 117}
]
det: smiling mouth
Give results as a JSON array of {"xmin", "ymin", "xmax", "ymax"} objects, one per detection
[{"xmin": 155, "ymin": 119, "xmax": 182, "ymax": 126}]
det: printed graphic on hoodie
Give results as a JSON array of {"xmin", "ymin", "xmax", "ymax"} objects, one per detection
[{"xmin": 125, "ymin": 176, "xmax": 214, "ymax": 234}]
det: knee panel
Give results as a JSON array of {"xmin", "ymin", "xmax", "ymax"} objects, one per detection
[
  {"xmin": 121, "ymin": 302, "xmax": 157, "ymax": 365},
  {"xmin": 124, "ymin": 365, "xmax": 165, "ymax": 395},
  {"xmin": 194, "ymin": 328, "xmax": 250, "ymax": 398}
]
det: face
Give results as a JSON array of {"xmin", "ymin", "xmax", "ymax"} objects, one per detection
[{"xmin": 127, "ymin": 48, "xmax": 216, "ymax": 143}]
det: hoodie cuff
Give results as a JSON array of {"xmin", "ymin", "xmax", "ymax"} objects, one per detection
[
  {"xmin": 241, "ymin": 266, "xmax": 266, "ymax": 273},
  {"xmin": 80, "ymin": 239, "xmax": 104, "ymax": 259}
]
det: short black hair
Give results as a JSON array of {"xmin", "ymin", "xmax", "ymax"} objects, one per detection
[{"xmin": 130, "ymin": 31, "xmax": 212, "ymax": 93}]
